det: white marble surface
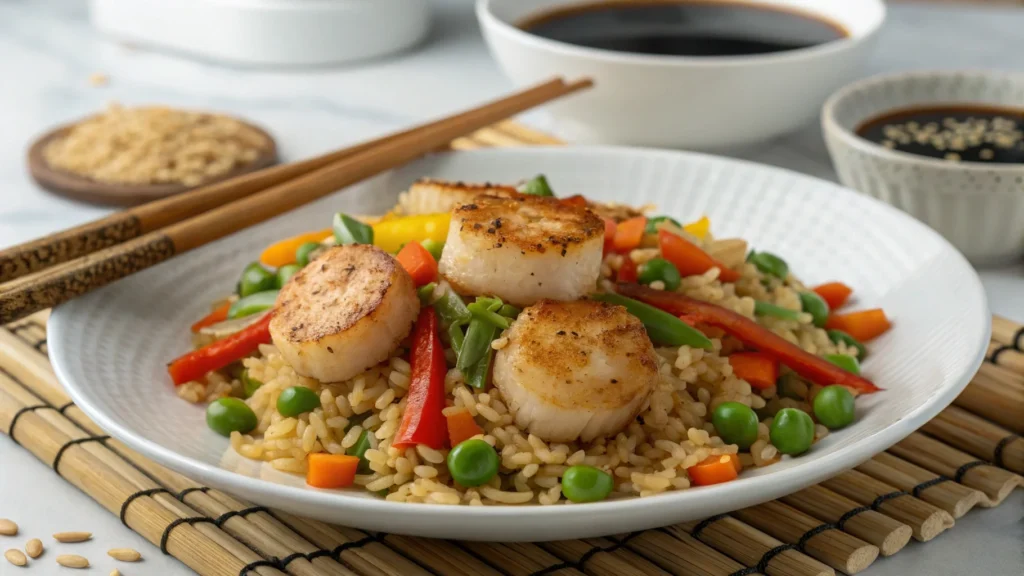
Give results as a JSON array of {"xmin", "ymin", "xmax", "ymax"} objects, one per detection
[{"xmin": 0, "ymin": 0, "xmax": 1021, "ymax": 574}]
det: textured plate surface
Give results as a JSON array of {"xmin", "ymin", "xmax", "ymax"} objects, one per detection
[{"xmin": 49, "ymin": 146, "xmax": 989, "ymax": 541}]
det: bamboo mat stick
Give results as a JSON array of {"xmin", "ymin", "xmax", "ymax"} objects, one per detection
[
  {"xmin": 922, "ymin": 406, "xmax": 1024, "ymax": 475},
  {"xmin": 379, "ymin": 535, "xmax": 504, "ymax": 576},
  {"xmin": 889, "ymin": 433, "xmax": 1024, "ymax": 506},
  {"xmin": 539, "ymin": 537, "xmax": 670, "ymax": 576},
  {"xmin": 780, "ymin": 485, "xmax": 911, "ymax": 557},
  {"xmin": 991, "ymin": 315, "xmax": 1024, "ymax": 350},
  {"xmin": 821, "ymin": 470, "xmax": 953, "ymax": 542},
  {"xmin": 953, "ymin": 366, "xmax": 1024, "ymax": 434},
  {"xmin": 733, "ymin": 501, "xmax": 878, "ymax": 574},
  {"xmin": 674, "ymin": 518, "xmax": 835, "ymax": 576},
  {"xmin": 986, "ymin": 341, "xmax": 1024, "ymax": 374},
  {"xmin": 460, "ymin": 541, "xmax": 584, "ymax": 576},
  {"xmin": 623, "ymin": 529, "xmax": 765, "ymax": 576},
  {"xmin": 857, "ymin": 453, "xmax": 985, "ymax": 518}
]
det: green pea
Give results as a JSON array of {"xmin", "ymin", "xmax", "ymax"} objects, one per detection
[
  {"xmin": 347, "ymin": 429, "xmax": 373, "ymax": 473},
  {"xmin": 645, "ymin": 215, "xmax": 682, "ymax": 235},
  {"xmin": 711, "ymin": 402, "xmax": 759, "ymax": 449},
  {"xmin": 748, "ymin": 251, "xmax": 789, "ymax": 280},
  {"xmin": 638, "ymin": 257, "xmax": 682, "ymax": 291},
  {"xmin": 277, "ymin": 264, "xmax": 301, "ymax": 288},
  {"xmin": 333, "ymin": 213, "xmax": 374, "ymax": 245},
  {"xmin": 295, "ymin": 242, "xmax": 321, "ymax": 267},
  {"xmin": 241, "ymin": 369, "xmax": 263, "ymax": 398},
  {"xmin": 813, "ymin": 385, "xmax": 856, "ymax": 430},
  {"xmin": 276, "ymin": 386, "xmax": 321, "ymax": 417},
  {"xmin": 799, "ymin": 292, "xmax": 830, "ymax": 328},
  {"xmin": 228, "ymin": 290, "xmax": 278, "ymax": 319},
  {"xmin": 769, "ymin": 408, "xmax": 815, "ymax": 455},
  {"xmin": 447, "ymin": 439, "xmax": 500, "ymax": 487},
  {"xmin": 824, "ymin": 354, "xmax": 861, "ymax": 375},
  {"xmin": 828, "ymin": 330, "xmax": 867, "ymax": 360},
  {"xmin": 521, "ymin": 174, "xmax": 554, "ymax": 197},
  {"xmin": 561, "ymin": 465, "xmax": 614, "ymax": 503},
  {"xmin": 206, "ymin": 398, "xmax": 257, "ymax": 437},
  {"xmin": 239, "ymin": 262, "xmax": 277, "ymax": 297},
  {"xmin": 420, "ymin": 239, "xmax": 445, "ymax": 262},
  {"xmin": 754, "ymin": 301, "xmax": 803, "ymax": 322}
]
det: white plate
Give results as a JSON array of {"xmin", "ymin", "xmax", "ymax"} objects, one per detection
[{"xmin": 50, "ymin": 146, "xmax": 989, "ymax": 541}]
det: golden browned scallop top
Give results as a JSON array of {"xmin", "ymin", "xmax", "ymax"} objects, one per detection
[
  {"xmin": 505, "ymin": 299, "xmax": 658, "ymax": 410},
  {"xmin": 452, "ymin": 194, "xmax": 604, "ymax": 255},
  {"xmin": 586, "ymin": 201, "xmax": 644, "ymax": 223},
  {"xmin": 274, "ymin": 244, "xmax": 408, "ymax": 342}
]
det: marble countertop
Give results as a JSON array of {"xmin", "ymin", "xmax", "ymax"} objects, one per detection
[{"xmin": 0, "ymin": 1, "xmax": 1021, "ymax": 575}]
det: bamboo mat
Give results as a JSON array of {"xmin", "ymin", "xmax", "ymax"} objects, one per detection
[{"xmin": 1, "ymin": 122, "xmax": 1022, "ymax": 576}]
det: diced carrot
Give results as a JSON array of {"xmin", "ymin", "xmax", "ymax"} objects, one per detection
[
  {"xmin": 618, "ymin": 257, "xmax": 638, "ymax": 283},
  {"xmin": 259, "ymin": 228, "xmax": 333, "ymax": 268},
  {"xmin": 560, "ymin": 194, "xmax": 589, "ymax": 208},
  {"xmin": 396, "ymin": 242, "xmax": 438, "ymax": 286},
  {"xmin": 190, "ymin": 301, "xmax": 231, "ymax": 333},
  {"xmin": 658, "ymin": 229, "xmax": 741, "ymax": 282},
  {"xmin": 728, "ymin": 352, "xmax": 779, "ymax": 390},
  {"xmin": 825, "ymin": 309, "xmax": 891, "ymax": 342},
  {"xmin": 613, "ymin": 216, "xmax": 647, "ymax": 252},
  {"xmin": 687, "ymin": 454, "xmax": 742, "ymax": 486},
  {"xmin": 603, "ymin": 218, "xmax": 617, "ymax": 255},
  {"xmin": 813, "ymin": 282, "xmax": 853, "ymax": 310},
  {"xmin": 446, "ymin": 408, "xmax": 484, "ymax": 447},
  {"xmin": 306, "ymin": 453, "xmax": 359, "ymax": 489}
]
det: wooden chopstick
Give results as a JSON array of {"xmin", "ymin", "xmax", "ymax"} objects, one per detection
[
  {"xmin": 0, "ymin": 78, "xmax": 578, "ymax": 285},
  {"xmin": 0, "ymin": 78, "xmax": 592, "ymax": 324}
]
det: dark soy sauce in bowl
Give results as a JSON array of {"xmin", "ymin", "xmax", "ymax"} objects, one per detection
[
  {"xmin": 518, "ymin": 0, "xmax": 848, "ymax": 57},
  {"xmin": 857, "ymin": 105, "xmax": 1024, "ymax": 164}
]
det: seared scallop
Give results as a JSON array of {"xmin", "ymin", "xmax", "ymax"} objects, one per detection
[
  {"xmin": 492, "ymin": 299, "xmax": 659, "ymax": 442},
  {"xmin": 439, "ymin": 194, "xmax": 604, "ymax": 306},
  {"xmin": 397, "ymin": 178, "xmax": 519, "ymax": 215},
  {"xmin": 270, "ymin": 245, "xmax": 419, "ymax": 383}
]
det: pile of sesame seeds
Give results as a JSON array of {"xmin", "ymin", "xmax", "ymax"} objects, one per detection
[{"xmin": 862, "ymin": 107, "xmax": 1024, "ymax": 163}]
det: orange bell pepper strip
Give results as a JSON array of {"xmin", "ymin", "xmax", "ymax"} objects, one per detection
[
  {"xmin": 688, "ymin": 454, "xmax": 742, "ymax": 486},
  {"xmin": 617, "ymin": 283, "xmax": 881, "ymax": 394},
  {"xmin": 613, "ymin": 216, "xmax": 647, "ymax": 253},
  {"xmin": 658, "ymin": 229, "xmax": 741, "ymax": 282},
  {"xmin": 813, "ymin": 282, "xmax": 853, "ymax": 310},
  {"xmin": 825, "ymin": 309, "xmax": 891, "ymax": 342},
  {"xmin": 190, "ymin": 301, "xmax": 231, "ymax": 333},
  {"xmin": 259, "ymin": 228, "xmax": 332, "ymax": 268},
  {"xmin": 396, "ymin": 241, "xmax": 438, "ymax": 286},
  {"xmin": 393, "ymin": 308, "xmax": 448, "ymax": 450},
  {"xmin": 168, "ymin": 312, "xmax": 274, "ymax": 385},
  {"xmin": 306, "ymin": 453, "xmax": 360, "ymax": 489},
  {"xmin": 446, "ymin": 408, "xmax": 484, "ymax": 447},
  {"xmin": 728, "ymin": 352, "xmax": 779, "ymax": 390}
]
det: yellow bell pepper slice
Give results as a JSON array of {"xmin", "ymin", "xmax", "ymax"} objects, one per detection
[
  {"xmin": 372, "ymin": 213, "xmax": 451, "ymax": 253},
  {"xmin": 260, "ymin": 228, "xmax": 332, "ymax": 268},
  {"xmin": 683, "ymin": 216, "xmax": 710, "ymax": 240}
]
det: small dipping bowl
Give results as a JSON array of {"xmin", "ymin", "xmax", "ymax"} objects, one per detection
[
  {"xmin": 823, "ymin": 70, "xmax": 1024, "ymax": 264},
  {"xmin": 478, "ymin": 0, "xmax": 886, "ymax": 150}
]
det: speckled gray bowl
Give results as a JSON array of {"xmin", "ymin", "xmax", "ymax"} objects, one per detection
[{"xmin": 822, "ymin": 70, "xmax": 1024, "ymax": 263}]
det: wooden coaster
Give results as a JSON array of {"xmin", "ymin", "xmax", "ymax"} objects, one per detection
[{"xmin": 26, "ymin": 118, "xmax": 278, "ymax": 207}]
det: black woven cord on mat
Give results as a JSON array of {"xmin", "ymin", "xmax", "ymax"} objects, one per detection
[
  {"xmin": 1014, "ymin": 325, "xmax": 1024, "ymax": 349},
  {"xmin": 175, "ymin": 486, "xmax": 211, "ymax": 502},
  {"xmin": 57, "ymin": 401, "xmax": 75, "ymax": 414},
  {"xmin": 993, "ymin": 434, "xmax": 1021, "ymax": 469},
  {"xmin": 911, "ymin": 476, "xmax": 951, "ymax": 498},
  {"xmin": 755, "ymin": 544, "xmax": 796, "ymax": 574},
  {"xmin": 160, "ymin": 516, "xmax": 217, "ymax": 554},
  {"xmin": 690, "ymin": 513, "xmax": 731, "ymax": 540},
  {"xmin": 528, "ymin": 531, "xmax": 646, "ymax": 576},
  {"xmin": 239, "ymin": 559, "xmax": 280, "ymax": 575},
  {"xmin": 52, "ymin": 435, "xmax": 109, "ymax": 476},
  {"xmin": 120, "ymin": 488, "xmax": 171, "ymax": 525},
  {"xmin": 870, "ymin": 490, "xmax": 908, "ymax": 510},
  {"xmin": 7, "ymin": 404, "xmax": 56, "ymax": 445},
  {"xmin": 796, "ymin": 522, "xmax": 838, "ymax": 552},
  {"xmin": 989, "ymin": 345, "xmax": 1013, "ymax": 364},
  {"xmin": 214, "ymin": 506, "xmax": 269, "ymax": 527},
  {"xmin": 954, "ymin": 460, "xmax": 990, "ymax": 482},
  {"xmin": 835, "ymin": 505, "xmax": 872, "ymax": 530}
]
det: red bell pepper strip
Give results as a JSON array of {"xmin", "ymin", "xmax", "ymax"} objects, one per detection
[
  {"xmin": 190, "ymin": 301, "xmax": 231, "ymax": 333},
  {"xmin": 393, "ymin": 308, "xmax": 449, "ymax": 450},
  {"xmin": 168, "ymin": 312, "xmax": 274, "ymax": 385},
  {"xmin": 618, "ymin": 257, "xmax": 639, "ymax": 283},
  {"xmin": 559, "ymin": 194, "xmax": 589, "ymax": 208},
  {"xmin": 658, "ymin": 229, "xmax": 741, "ymax": 283},
  {"xmin": 602, "ymin": 218, "xmax": 617, "ymax": 255},
  {"xmin": 617, "ymin": 283, "xmax": 881, "ymax": 394}
]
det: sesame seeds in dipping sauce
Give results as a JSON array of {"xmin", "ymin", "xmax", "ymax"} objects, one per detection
[{"xmin": 856, "ymin": 104, "xmax": 1024, "ymax": 164}]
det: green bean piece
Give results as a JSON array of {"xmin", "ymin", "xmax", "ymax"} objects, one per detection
[
  {"xmin": 465, "ymin": 326, "xmax": 497, "ymax": 390},
  {"xmin": 433, "ymin": 290, "xmax": 472, "ymax": 327},
  {"xmin": 295, "ymin": 241, "xmax": 321, "ymax": 267},
  {"xmin": 347, "ymin": 429, "xmax": 373, "ymax": 473},
  {"xmin": 827, "ymin": 329, "xmax": 867, "ymax": 360},
  {"xmin": 813, "ymin": 385, "xmax": 856, "ymax": 430},
  {"xmin": 754, "ymin": 301, "xmax": 803, "ymax": 321},
  {"xmin": 448, "ymin": 323, "xmax": 466, "ymax": 356},
  {"xmin": 824, "ymin": 353, "xmax": 861, "ymax": 375},
  {"xmin": 276, "ymin": 386, "xmax": 321, "ymax": 417},
  {"xmin": 332, "ymin": 213, "xmax": 374, "ymax": 245},
  {"xmin": 769, "ymin": 408, "xmax": 815, "ymax": 455},
  {"xmin": 521, "ymin": 174, "xmax": 554, "ymax": 197},
  {"xmin": 474, "ymin": 296, "xmax": 503, "ymax": 311},
  {"xmin": 457, "ymin": 318, "xmax": 496, "ymax": 371},
  {"xmin": 420, "ymin": 239, "xmax": 445, "ymax": 261},
  {"xmin": 776, "ymin": 371, "xmax": 809, "ymax": 400},
  {"xmin": 239, "ymin": 262, "xmax": 277, "ymax": 297},
  {"xmin": 276, "ymin": 264, "xmax": 301, "ymax": 288},
  {"xmin": 498, "ymin": 304, "xmax": 521, "ymax": 319},
  {"xmin": 561, "ymin": 466, "xmax": 614, "ymax": 503},
  {"xmin": 645, "ymin": 215, "xmax": 682, "ymax": 235},
  {"xmin": 799, "ymin": 291, "xmax": 830, "ymax": 328},
  {"xmin": 228, "ymin": 290, "xmax": 279, "ymax": 319},
  {"xmin": 748, "ymin": 251, "xmax": 789, "ymax": 280},
  {"xmin": 417, "ymin": 282, "xmax": 437, "ymax": 305},
  {"xmin": 241, "ymin": 369, "xmax": 263, "ymax": 398},
  {"xmin": 447, "ymin": 439, "xmax": 500, "ymax": 486},
  {"xmin": 467, "ymin": 302, "xmax": 511, "ymax": 330},
  {"xmin": 591, "ymin": 292, "xmax": 713, "ymax": 349},
  {"xmin": 206, "ymin": 398, "xmax": 257, "ymax": 437},
  {"xmin": 638, "ymin": 257, "xmax": 682, "ymax": 291}
]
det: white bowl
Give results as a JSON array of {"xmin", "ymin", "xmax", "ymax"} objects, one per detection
[
  {"xmin": 822, "ymin": 70, "xmax": 1024, "ymax": 264},
  {"xmin": 478, "ymin": 0, "xmax": 885, "ymax": 150},
  {"xmin": 50, "ymin": 146, "xmax": 988, "ymax": 541}
]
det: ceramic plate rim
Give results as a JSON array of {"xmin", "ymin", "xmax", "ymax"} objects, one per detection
[{"xmin": 49, "ymin": 145, "xmax": 989, "ymax": 537}]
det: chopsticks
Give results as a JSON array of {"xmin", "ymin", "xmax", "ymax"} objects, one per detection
[{"xmin": 0, "ymin": 77, "xmax": 592, "ymax": 324}]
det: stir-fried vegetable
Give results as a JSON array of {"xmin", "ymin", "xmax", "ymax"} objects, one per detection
[
  {"xmin": 432, "ymin": 289, "xmax": 472, "ymax": 327},
  {"xmin": 241, "ymin": 369, "xmax": 263, "ymax": 398},
  {"xmin": 306, "ymin": 454, "xmax": 359, "ymax": 489},
  {"xmin": 616, "ymin": 284, "xmax": 881, "ymax": 393},
  {"xmin": 658, "ymin": 229, "xmax": 740, "ymax": 282},
  {"xmin": 333, "ymin": 212, "xmax": 374, "ymax": 246},
  {"xmin": 446, "ymin": 409, "xmax": 484, "ymax": 447},
  {"xmin": 228, "ymin": 290, "xmax": 278, "ymax": 320},
  {"xmin": 799, "ymin": 291, "xmax": 830, "ymax": 327},
  {"xmin": 728, "ymin": 352, "xmax": 778, "ymax": 390},
  {"xmin": 520, "ymin": 174, "xmax": 554, "ymax": 197},
  {"xmin": 813, "ymin": 385, "xmax": 856, "ymax": 430},
  {"xmin": 747, "ymin": 250, "xmax": 789, "ymax": 280},
  {"xmin": 617, "ymin": 257, "xmax": 639, "ymax": 283},
  {"xmin": 645, "ymin": 216, "xmax": 682, "ymax": 235},
  {"xmin": 687, "ymin": 454, "xmax": 742, "ymax": 486},
  {"xmin": 613, "ymin": 216, "xmax": 647, "ymax": 252},
  {"xmin": 682, "ymin": 216, "xmax": 711, "ymax": 240},
  {"xmin": 561, "ymin": 465, "xmax": 614, "ymax": 502},
  {"xmin": 828, "ymin": 329, "xmax": 867, "ymax": 360},
  {"xmin": 754, "ymin": 301, "xmax": 803, "ymax": 322},
  {"xmin": 447, "ymin": 323, "xmax": 465, "ymax": 356},
  {"xmin": 277, "ymin": 386, "xmax": 321, "ymax": 417},
  {"xmin": 417, "ymin": 282, "xmax": 437, "ymax": 305},
  {"xmin": 559, "ymin": 194, "xmax": 588, "ymax": 207},
  {"xmin": 824, "ymin": 353, "xmax": 861, "ymax": 375},
  {"xmin": 168, "ymin": 312, "xmax": 274, "ymax": 385},
  {"xmin": 602, "ymin": 218, "xmax": 617, "ymax": 254},
  {"xmin": 467, "ymin": 302, "xmax": 511, "ymax": 330},
  {"xmin": 420, "ymin": 239, "xmax": 445, "ymax": 261},
  {"xmin": 396, "ymin": 241, "xmax": 438, "ymax": 286},
  {"xmin": 191, "ymin": 301, "xmax": 231, "ymax": 333},
  {"xmin": 447, "ymin": 439, "xmax": 500, "ymax": 486},
  {"xmin": 457, "ymin": 317, "xmax": 497, "ymax": 371},
  {"xmin": 769, "ymin": 408, "xmax": 814, "ymax": 455},
  {"xmin": 464, "ymin": 329, "xmax": 497, "ymax": 389},
  {"xmin": 393, "ymin": 308, "xmax": 448, "ymax": 450},
  {"xmin": 276, "ymin": 264, "xmax": 301, "ymax": 288},
  {"xmin": 239, "ymin": 262, "xmax": 277, "ymax": 297},
  {"xmin": 259, "ymin": 229, "xmax": 332, "ymax": 268},
  {"xmin": 373, "ymin": 213, "xmax": 450, "ymax": 253},
  {"xmin": 347, "ymin": 429, "xmax": 373, "ymax": 473},
  {"xmin": 825, "ymin": 309, "xmax": 891, "ymax": 342},
  {"xmin": 638, "ymin": 257, "xmax": 682, "ymax": 291},
  {"xmin": 813, "ymin": 282, "xmax": 853, "ymax": 310},
  {"xmin": 591, "ymin": 292, "xmax": 713, "ymax": 349},
  {"xmin": 295, "ymin": 241, "xmax": 322, "ymax": 267},
  {"xmin": 206, "ymin": 398, "xmax": 257, "ymax": 437},
  {"xmin": 711, "ymin": 402, "xmax": 759, "ymax": 449},
  {"xmin": 498, "ymin": 304, "xmax": 521, "ymax": 319}
]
